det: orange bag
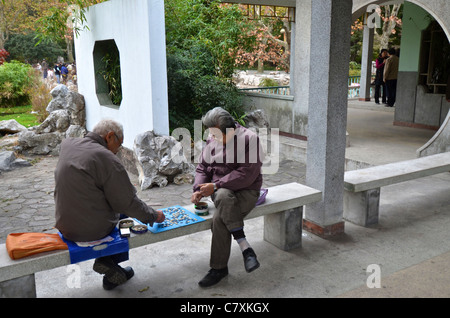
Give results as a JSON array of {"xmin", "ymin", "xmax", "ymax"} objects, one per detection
[{"xmin": 6, "ymin": 233, "xmax": 68, "ymax": 260}]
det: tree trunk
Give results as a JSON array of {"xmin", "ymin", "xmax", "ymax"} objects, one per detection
[
  {"xmin": 257, "ymin": 58, "xmax": 264, "ymax": 73},
  {"xmin": 380, "ymin": 4, "xmax": 401, "ymax": 49},
  {"xmin": 66, "ymin": 38, "xmax": 74, "ymax": 62}
]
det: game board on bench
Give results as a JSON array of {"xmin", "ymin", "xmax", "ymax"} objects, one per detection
[{"xmin": 135, "ymin": 205, "xmax": 205, "ymax": 234}]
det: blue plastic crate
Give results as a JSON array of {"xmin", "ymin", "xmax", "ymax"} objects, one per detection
[{"xmin": 59, "ymin": 228, "xmax": 129, "ymax": 264}]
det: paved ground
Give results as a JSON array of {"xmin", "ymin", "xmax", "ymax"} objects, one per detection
[{"xmin": 1, "ymin": 101, "xmax": 449, "ymax": 299}]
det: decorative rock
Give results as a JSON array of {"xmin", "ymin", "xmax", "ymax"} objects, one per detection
[
  {"xmin": 233, "ymin": 71, "xmax": 290, "ymax": 88},
  {"xmin": 16, "ymin": 131, "xmax": 64, "ymax": 156},
  {"xmin": 134, "ymin": 131, "xmax": 195, "ymax": 189},
  {"xmin": 16, "ymin": 84, "xmax": 86, "ymax": 156},
  {"xmin": 65, "ymin": 125, "xmax": 86, "ymax": 138},
  {"xmin": 244, "ymin": 109, "xmax": 270, "ymax": 131},
  {"xmin": 0, "ymin": 150, "xmax": 31, "ymax": 172},
  {"xmin": 32, "ymin": 109, "xmax": 70, "ymax": 134},
  {"xmin": 46, "ymin": 84, "xmax": 86, "ymax": 126},
  {"xmin": 0, "ymin": 135, "xmax": 17, "ymax": 150},
  {"xmin": 0, "ymin": 119, "xmax": 27, "ymax": 135}
]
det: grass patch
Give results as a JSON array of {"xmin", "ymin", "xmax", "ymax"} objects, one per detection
[{"xmin": 0, "ymin": 105, "xmax": 40, "ymax": 128}]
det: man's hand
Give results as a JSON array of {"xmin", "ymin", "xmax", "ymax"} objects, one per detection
[
  {"xmin": 199, "ymin": 183, "xmax": 215, "ymax": 197},
  {"xmin": 155, "ymin": 210, "xmax": 165, "ymax": 223},
  {"xmin": 191, "ymin": 191, "xmax": 203, "ymax": 205}
]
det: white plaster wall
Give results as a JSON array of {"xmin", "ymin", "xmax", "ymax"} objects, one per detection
[{"xmin": 74, "ymin": 0, "xmax": 169, "ymax": 148}]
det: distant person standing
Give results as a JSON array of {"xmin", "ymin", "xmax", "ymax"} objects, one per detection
[
  {"xmin": 54, "ymin": 63, "xmax": 61, "ymax": 84},
  {"xmin": 61, "ymin": 64, "xmax": 69, "ymax": 84},
  {"xmin": 42, "ymin": 59, "xmax": 48, "ymax": 80},
  {"xmin": 383, "ymin": 48, "xmax": 399, "ymax": 107},
  {"xmin": 374, "ymin": 49, "xmax": 388, "ymax": 105}
]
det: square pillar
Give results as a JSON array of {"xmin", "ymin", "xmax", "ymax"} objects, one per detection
[
  {"xmin": 291, "ymin": 0, "xmax": 312, "ymax": 136},
  {"xmin": 304, "ymin": 0, "xmax": 352, "ymax": 238},
  {"xmin": 359, "ymin": 13, "xmax": 375, "ymax": 101},
  {"xmin": 264, "ymin": 207, "xmax": 303, "ymax": 251},
  {"xmin": 0, "ymin": 275, "xmax": 36, "ymax": 298},
  {"xmin": 343, "ymin": 188, "xmax": 381, "ymax": 227}
]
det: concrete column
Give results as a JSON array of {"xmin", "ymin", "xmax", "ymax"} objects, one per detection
[
  {"xmin": 0, "ymin": 275, "xmax": 36, "ymax": 298},
  {"xmin": 264, "ymin": 207, "xmax": 303, "ymax": 250},
  {"xmin": 359, "ymin": 13, "xmax": 375, "ymax": 101},
  {"xmin": 303, "ymin": 0, "xmax": 352, "ymax": 238},
  {"xmin": 291, "ymin": 0, "xmax": 312, "ymax": 136},
  {"xmin": 343, "ymin": 188, "xmax": 381, "ymax": 227},
  {"xmin": 289, "ymin": 21, "xmax": 296, "ymax": 96}
]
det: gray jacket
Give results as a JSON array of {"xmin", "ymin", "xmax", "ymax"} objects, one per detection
[{"xmin": 54, "ymin": 132, "xmax": 157, "ymax": 242}]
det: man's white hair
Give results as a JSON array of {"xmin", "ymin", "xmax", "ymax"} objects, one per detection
[{"xmin": 92, "ymin": 119, "xmax": 124, "ymax": 141}]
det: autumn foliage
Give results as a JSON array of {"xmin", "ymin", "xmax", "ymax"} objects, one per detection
[{"xmin": 0, "ymin": 49, "xmax": 9, "ymax": 65}]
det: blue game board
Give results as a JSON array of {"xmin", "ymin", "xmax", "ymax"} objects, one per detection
[{"xmin": 135, "ymin": 205, "xmax": 205, "ymax": 234}]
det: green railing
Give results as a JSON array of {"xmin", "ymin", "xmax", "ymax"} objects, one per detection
[
  {"xmin": 239, "ymin": 86, "xmax": 291, "ymax": 96},
  {"xmin": 348, "ymin": 76, "xmax": 361, "ymax": 98}
]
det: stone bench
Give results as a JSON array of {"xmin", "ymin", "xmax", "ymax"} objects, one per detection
[
  {"xmin": 0, "ymin": 182, "xmax": 321, "ymax": 297},
  {"xmin": 343, "ymin": 152, "xmax": 450, "ymax": 227}
]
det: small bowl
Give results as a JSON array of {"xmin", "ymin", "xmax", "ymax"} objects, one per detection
[
  {"xmin": 119, "ymin": 219, "xmax": 134, "ymax": 228},
  {"xmin": 131, "ymin": 225, "xmax": 148, "ymax": 234},
  {"xmin": 194, "ymin": 201, "xmax": 209, "ymax": 216}
]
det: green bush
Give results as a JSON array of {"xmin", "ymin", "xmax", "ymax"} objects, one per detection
[
  {"xmin": 167, "ymin": 47, "xmax": 244, "ymax": 135},
  {"xmin": 259, "ymin": 77, "xmax": 279, "ymax": 87},
  {"xmin": 98, "ymin": 52, "xmax": 122, "ymax": 106},
  {"xmin": 0, "ymin": 61, "xmax": 34, "ymax": 107}
]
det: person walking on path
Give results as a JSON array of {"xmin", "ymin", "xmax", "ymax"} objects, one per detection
[
  {"xmin": 54, "ymin": 63, "xmax": 61, "ymax": 84},
  {"xmin": 41, "ymin": 59, "xmax": 48, "ymax": 80}
]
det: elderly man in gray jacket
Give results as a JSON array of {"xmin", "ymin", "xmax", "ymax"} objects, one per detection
[
  {"xmin": 54, "ymin": 119, "xmax": 165, "ymax": 290},
  {"xmin": 192, "ymin": 107, "xmax": 264, "ymax": 287}
]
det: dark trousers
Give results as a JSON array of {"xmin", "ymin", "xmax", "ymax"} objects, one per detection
[
  {"xmin": 97, "ymin": 214, "xmax": 129, "ymax": 265},
  {"xmin": 375, "ymin": 83, "xmax": 386, "ymax": 104},
  {"xmin": 209, "ymin": 188, "xmax": 259, "ymax": 269},
  {"xmin": 97, "ymin": 252, "xmax": 129, "ymax": 265},
  {"xmin": 385, "ymin": 79, "xmax": 397, "ymax": 106}
]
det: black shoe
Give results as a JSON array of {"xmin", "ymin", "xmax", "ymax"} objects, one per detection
[
  {"xmin": 93, "ymin": 256, "xmax": 128, "ymax": 286},
  {"xmin": 102, "ymin": 266, "xmax": 134, "ymax": 290},
  {"xmin": 198, "ymin": 267, "xmax": 228, "ymax": 288},
  {"xmin": 243, "ymin": 248, "xmax": 260, "ymax": 273}
]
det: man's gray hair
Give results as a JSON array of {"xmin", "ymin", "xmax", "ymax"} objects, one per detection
[
  {"xmin": 92, "ymin": 119, "xmax": 124, "ymax": 141},
  {"xmin": 202, "ymin": 107, "xmax": 236, "ymax": 134}
]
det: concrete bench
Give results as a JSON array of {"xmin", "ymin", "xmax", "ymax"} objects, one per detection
[
  {"xmin": 0, "ymin": 182, "xmax": 321, "ymax": 297},
  {"xmin": 343, "ymin": 152, "xmax": 450, "ymax": 227}
]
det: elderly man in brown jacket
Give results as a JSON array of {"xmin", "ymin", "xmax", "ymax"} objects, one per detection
[
  {"xmin": 383, "ymin": 48, "xmax": 399, "ymax": 107},
  {"xmin": 54, "ymin": 119, "xmax": 164, "ymax": 290}
]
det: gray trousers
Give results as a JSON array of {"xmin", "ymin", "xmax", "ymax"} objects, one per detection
[{"xmin": 210, "ymin": 188, "xmax": 260, "ymax": 269}]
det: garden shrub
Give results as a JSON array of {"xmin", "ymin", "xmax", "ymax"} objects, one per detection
[
  {"xmin": 0, "ymin": 61, "xmax": 34, "ymax": 107},
  {"xmin": 167, "ymin": 47, "xmax": 244, "ymax": 135},
  {"xmin": 259, "ymin": 77, "xmax": 279, "ymax": 87},
  {"xmin": 26, "ymin": 69, "xmax": 52, "ymax": 123}
]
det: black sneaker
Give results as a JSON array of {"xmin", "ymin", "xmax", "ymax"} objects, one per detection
[
  {"xmin": 102, "ymin": 266, "xmax": 134, "ymax": 290},
  {"xmin": 198, "ymin": 267, "xmax": 228, "ymax": 288},
  {"xmin": 243, "ymin": 248, "xmax": 260, "ymax": 273}
]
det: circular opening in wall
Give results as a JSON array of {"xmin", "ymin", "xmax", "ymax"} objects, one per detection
[{"xmin": 93, "ymin": 39, "xmax": 122, "ymax": 107}]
